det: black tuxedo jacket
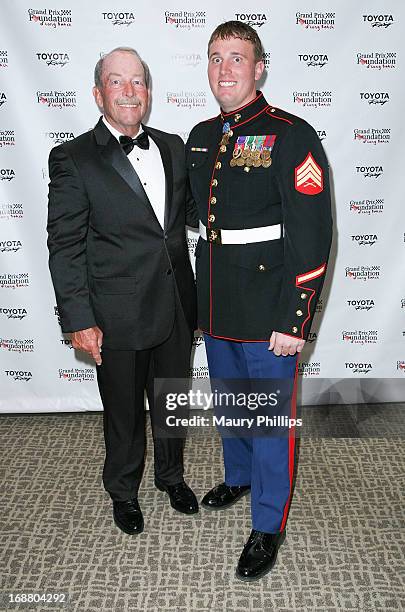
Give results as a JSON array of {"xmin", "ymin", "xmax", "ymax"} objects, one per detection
[{"xmin": 47, "ymin": 117, "xmax": 197, "ymax": 350}]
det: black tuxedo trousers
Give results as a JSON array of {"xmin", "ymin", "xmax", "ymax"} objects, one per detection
[{"xmin": 97, "ymin": 297, "xmax": 193, "ymax": 500}]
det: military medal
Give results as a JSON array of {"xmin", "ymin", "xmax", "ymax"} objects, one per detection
[
  {"xmin": 220, "ymin": 121, "xmax": 235, "ymax": 154},
  {"xmin": 230, "ymin": 134, "xmax": 277, "ymax": 170},
  {"xmin": 221, "ymin": 122, "xmax": 232, "ymax": 146},
  {"xmin": 261, "ymin": 152, "xmax": 272, "ymax": 167},
  {"xmin": 260, "ymin": 135, "xmax": 276, "ymax": 168},
  {"xmin": 250, "ymin": 136, "xmax": 264, "ymax": 168},
  {"xmin": 230, "ymin": 146, "xmax": 241, "ymax": 167},
  {"xmin": 220, "ymin": 123, "xmax": 230, "ymax": 147},
  {"xmin": 245, "ymin": 136, "xmax": 257, "ymax": 166},
  {"xmin": 251, "ymin": 146, "xmax": 261, "ymax": 167},
  {"xmin": 230, "ymin": 136, "xmax": 246, "ymax": 168}
]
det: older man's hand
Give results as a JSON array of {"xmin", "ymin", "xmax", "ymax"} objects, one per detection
[{"xmin": 71, "ymin": 326, "xmax": 103, "ymax": 365}]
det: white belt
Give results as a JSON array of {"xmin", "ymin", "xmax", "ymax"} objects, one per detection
[{"xmin": 199, "ymin": 221, "xmax": 282, "ymax": 245}]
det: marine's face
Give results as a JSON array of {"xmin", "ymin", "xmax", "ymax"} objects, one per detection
[
  {"xmin": 93, "ymin": 51, "xmax": 149, "ymax": 136},
  {"xmin": 208, "ymin": 36, "xmax": 264, "ymax": 112}
]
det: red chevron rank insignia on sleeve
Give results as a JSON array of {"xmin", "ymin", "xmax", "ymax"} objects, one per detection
[{"xmin": 295, "ymin": 152, "xmax": 323, "ymax": 195}]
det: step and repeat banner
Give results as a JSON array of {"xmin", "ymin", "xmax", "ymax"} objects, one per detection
[{"xmin": 1, "ymin": 1, "xmax": 404, "ymax": 412}]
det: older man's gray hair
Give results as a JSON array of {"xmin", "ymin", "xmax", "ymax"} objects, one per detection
[{"xmin": 94, "ymin": 47, "xmax": 151, "ymax": 89}]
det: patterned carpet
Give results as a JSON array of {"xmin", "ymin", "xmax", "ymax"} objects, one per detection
[{"xmin": 0, "ymin": 413, "xmax": 404, "ymax": 611}]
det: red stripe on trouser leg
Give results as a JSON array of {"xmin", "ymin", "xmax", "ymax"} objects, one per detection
[{"xmin": 280, "ymin": 358, "xmax": 299, "ymax": 531}]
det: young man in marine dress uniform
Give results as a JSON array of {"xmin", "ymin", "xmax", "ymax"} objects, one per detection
[{"xmin": 186, "ymin": 22, "xmax": 332, "ymax": 580}]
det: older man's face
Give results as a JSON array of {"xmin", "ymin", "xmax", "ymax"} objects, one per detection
[{"xmin": 93, "ymin": 51, "xmax": 149, "ymax": 136}]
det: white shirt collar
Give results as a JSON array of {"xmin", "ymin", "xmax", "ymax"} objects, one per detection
[{"xmin": 102, "ymin": 116, "xmax": 144, "ymax": 142}]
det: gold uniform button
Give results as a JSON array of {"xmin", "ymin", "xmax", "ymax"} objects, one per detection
[
  {"xmin": 215, "ymin": 161, "xmax": 222, "ymax": 169},
  {"xmin": 211, "ymin": 179, "xmax": 218, "ymax": 187},
  {"xmin": 244, "ymin": 166, "xmax": 251, "ymax": 173},
  {"xmin": 292, "ymin": 326, "xmax": 298, "ymax": 334},
  {"xmin": 300, "ymin": 293, "xmax": 307, "ymax": 299},
  {"xmin": 220, "ymin": 144, "xmax": 227, "ymax": 153},
  {"xmin": 228, "ymin": 130, "xmax": 233, "ymax": 137},
  {"xmin": 258, "ymin": 264, "xmax": 266, "ymax": 271},
  {"xmin": 208, "ymin": 214, "xmax": 215, "ymax": 223},
  {"xmin": 210, "ymin": 196, "xmax": 217, "ymax": 205},
  {"xmin": 296, "ymin": 310, "xmax": 303, "ymax": 317},
  {"xmin": 234, "ymin": 113, "xmax": 241, "ymax": 122}
]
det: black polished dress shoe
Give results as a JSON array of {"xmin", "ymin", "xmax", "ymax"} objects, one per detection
[
  {"xmin": 201, "ymin": 482, "xmax": 250, "ymax": 510},
  {"xmin": 113, "ymin": 498, "xmax": 144, "ymax": 535},
  {"xmin": 155, "ymin": 480, "xmax": 199, "ymax": 514},
  {"xmin": 236, "ymin": 529, "xmax": 286, "ymax": 581}
]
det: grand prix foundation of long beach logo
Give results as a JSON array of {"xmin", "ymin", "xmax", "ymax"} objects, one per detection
[
  {"xmin": 296, "ymin": 11, "xmax": 335, "ymax": 30},
  {"xmin": 28, "ymin": 8, "xmax": 72, "ymax": 27},
  {"xmin": 37, "ymin": 90, "xmax": 76, "ymax": 108},
  {"xmin": 164, "ymin": 10, "xmax": 206, "ymax": 29}
]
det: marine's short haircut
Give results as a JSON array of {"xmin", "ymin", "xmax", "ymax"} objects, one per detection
[{"xmin": 207, "ymin": 21, "xmax": 264, "ymax": 62}]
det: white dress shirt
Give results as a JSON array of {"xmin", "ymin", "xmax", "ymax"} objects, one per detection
[{"xmin": 102, "ymin": 117, "xmax": 166, "ymax": 229}]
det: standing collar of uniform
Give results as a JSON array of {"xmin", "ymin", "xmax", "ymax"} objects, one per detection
[{"xmin": 220, "ymin": 91, "xmax": 269, "ymax": 129}]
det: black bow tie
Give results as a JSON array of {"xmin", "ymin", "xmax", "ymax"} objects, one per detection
[{"xmin": 119, "ymin": 132, "xmax": 149, "ymax": 154}]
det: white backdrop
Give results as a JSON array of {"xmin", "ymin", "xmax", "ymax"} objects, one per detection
[{"xmin": 1, "ymin": 1, "xmax": 404, "ymax": 413}]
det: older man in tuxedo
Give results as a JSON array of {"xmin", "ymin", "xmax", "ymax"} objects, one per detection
[{"xmin": 47, "ymin": 47, "xmax": 199, "ymax": 535}]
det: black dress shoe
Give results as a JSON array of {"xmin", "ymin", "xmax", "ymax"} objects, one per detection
[
  {"xmin": 113, "ymin": 498, "xmax": 144, "ymax": 535},
  {"xmin": 236, "ymin": 529, "xmax": 286, "ymax": 581},
  {"xmin": 201, "ymin": 482, "xmax": 250, "ymax": 510},
  {"xmin": 155, "ymin": 480, "xmax": 199, "ymax": 514}
]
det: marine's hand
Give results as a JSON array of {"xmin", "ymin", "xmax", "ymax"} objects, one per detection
[{"xmin": 269, "ymin": 331, "xmax": 305, "ymax": 357}]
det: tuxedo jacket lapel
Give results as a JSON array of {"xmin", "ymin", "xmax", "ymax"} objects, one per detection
[{"xmin": 93, "ymin": 118, "xmax": 160, "ymax": 225}]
